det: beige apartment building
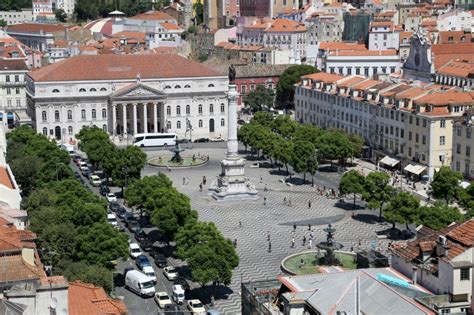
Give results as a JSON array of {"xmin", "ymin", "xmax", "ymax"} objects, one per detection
[
  {"xmin": 294, "ymin": 72, "xmax": 474, "ymax": 179},
  {"xmin": 453, "ymin": 110, "xmax": 474, "ymax": 179}
]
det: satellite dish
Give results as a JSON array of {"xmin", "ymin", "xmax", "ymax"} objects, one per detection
[{"xmin": 50, "ymin": 297, "xmax": 58, "ymax": 309}]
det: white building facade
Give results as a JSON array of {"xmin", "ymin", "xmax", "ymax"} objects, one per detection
[
  {"xmin": 0, "ymin": 59, "xmax": 29, "ymax": 130},
  {"xmin": 26, "ymin": 54, "xmax": 229, "ymax": 143},
  {"xmin": 0, "ymin": 10, "xmax": 34, "ymax": 25}
]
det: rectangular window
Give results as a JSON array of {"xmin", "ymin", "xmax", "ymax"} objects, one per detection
[
  {"xmin": 440, "ymin": 136, "xmax": 445, "ymax": 146},
  {"xmin": 409, "ymin": 131, "xmax": 412, "ymax": 141},
  {"xmin": 460, "ymin": 268, "xmax": 470, "ymax": 281},
  {"xmin": 423, "ymin": 119, "xmax": 426, "ymax": 128},
  {"xmin": 415, "ymin": 133, "xmax": 419, "ymax": 143},
  {"xmin": 440, "ymin": 119, "xmax": 446, "ymax": 128},
  {"xmin": 457, "ymin": 144, "xmax": 461, "ymax": 154},
  {"xmin": 467, "ymin": 146, "xmax": 471, "ymax": 157},
  {"xmin": 241, "ymin": 85, "xmax": 246, "ymax": 94},
  {"xmin": 422, "ymin": 135, "xmax": 426, "ymax": 145},
  {"xmin": 5, "ymin": 75, "xmax": 10, "ymax": 82},
  {"xmin": 6, "ymin": 88, "xmax": 11, "ymax": 95},
  {"xmin": 416, "ymin": 117, "xmax": 419, "ymax": 126},
  {"xmin": 467, "ymin": 128, "xmax": 472, "ymax": 139}
]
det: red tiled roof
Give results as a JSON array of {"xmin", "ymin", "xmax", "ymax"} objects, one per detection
[
  {"xmin": 0, "ymin": 255, "xmax": 45, "ymax": 283},
  {"xmin": 446, "ymin": 220, "xmax": 474, "ymax": 247},
  {"xmin": 415, "ymin": 91, "xmax": 474, "ymax": 106},
  {"xmin": 438, "ymin": 31, "xmax": 472, "ymax": 44},
  {"xmin": 319, "ymin": 42, "xmax": 366, "ymax": 51},
  {"xmin": 161, "ymin": 22, "xmax": 182, "ymax": 31},
  {"xmin": 301, "ymin": 72, "xmax": 343, "ymax": 83},
  {"xmin": 129, "ymin": 10, "xmax": 176, "ymax": 21},
  {"xmin": 111, "ymin": 31, "xmax": 146, "ymax": 40},
  {"xmin": 338, "ymin": 76, "xmax": 366, "ymax": 88},
  {"xmin": 432, "ymin": 43, "xmax": 474, "ymax": 69},
  {"xmin": 69, "ymin": 281, "xmax": 127, "ymax": 315},
  {"xmin": 437, "ymin": 59, "xmax": 474, "ymax": 78},
  {"xmin": 0, "ymin": 167, "xmax": 14, "ymax": 190},
  {"xmin": 7, "ymin": 23, "xmax": 65, "ymax": 34},
  {"xmin": 395, "ymin": 87, "xmax": 426, "ymax": 100},
  {"xmin": 266, "ymin": 19, "xmax": 306, "ymax": 33},
  {"xmin": 28, "ymin": 54, "xmax": 223, "ymax": 82},
  {"xmin": 328, "ymin": 49, "xmax": 398, "ymax": 56},
  {"xmin": 351, "ymin": 79, "xmax": 380, "ymax": 90}
]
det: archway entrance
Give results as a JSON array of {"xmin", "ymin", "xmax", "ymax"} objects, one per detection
[
  {"xmin": 209, "ymin": 118, "xmax": 215, "ymax": 133},
  {"xmin": 54, "ymin": 126, "xmax": 61, "ymax": 140}
]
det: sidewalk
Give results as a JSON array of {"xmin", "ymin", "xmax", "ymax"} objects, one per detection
[{"xmin": 348, "ymin": 158, "xmax": 430, "ymax": 205}]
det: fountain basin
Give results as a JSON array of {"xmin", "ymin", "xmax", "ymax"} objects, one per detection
[
  {"xmin": 148, "ymin": 156, "xmax": 207, "ymax": 168},
  {"xmin": 281, "ymin": 250, "xmax": 357, "ymax": 275}
]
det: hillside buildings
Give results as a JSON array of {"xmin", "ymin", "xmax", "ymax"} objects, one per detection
[
  {"xmin": 0, "ymin": 59, "xmax": 29, "ymax": 130},
  {"xmin": 453, "ymin": 111, "xmax": 474, "ymax": 179},
  {"xmin": 0, "ymin": 9, "xmax": 34, "ymax": 25},
  {"xmin": 26, "ymin": 54, "xmax": 229, "ymax": 142}
]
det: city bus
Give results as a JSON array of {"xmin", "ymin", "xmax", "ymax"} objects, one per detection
[{"xmin": 133, "ymin": 133, "xmax": 177, "ymax": 147}]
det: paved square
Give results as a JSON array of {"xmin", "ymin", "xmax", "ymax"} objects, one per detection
[{"xmin": 142, "ymin": 146, "xmax": 391, "ymax": 314}]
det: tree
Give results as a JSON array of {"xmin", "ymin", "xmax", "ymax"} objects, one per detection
[
  {"xmin": 458, "ymin": 183, "xmax": 474, "ymax": 216},
  {"xmin": 317, "ymin": 130, "xmax": 353, "ymax": 165},
  {"xmin": 384, "ymin": 191, "xmax": 420, "ymax": 230},
  {"xmin": 276, "ymin": 65, "xmax": 317, "ymax": 108},
  {"xmin": 193, "ymin": 0, "xmax": 203, "ymax": 25},
  {"xmin": 0, "ymin": 19, "xmax": 7, "ymax": 27},
  {"xmin": 243, "ymin": 85, "xmax": 274, "ymax": 112},
  {"xmin": 9, "ymin": 156, "xmax": 41, "ymax": 196},
  {"xmin": 112, "ymin": 145, "xmax": 147, "ymax": 189},
  {"xmin": 272, "ymin": 115, "xmax": 298, "ymax": 139},
  {"xmin": 250, "ymin": 111, "xmax": 273, "ymax": 128},
  {"xmin": 76, "ymin": 126, "xmax": 114, "ymax": 170},
  {"xmin": 417, "ymin": 202, "xmax": 463, "ymax": 230},
  {"xmin": 293, "ymin": 124, "xmax": 323, "ymax": 144},
  {"xmin": 54, "ymin": 9, "xmax": 67, "ymax": 22},
  {"xmin": 339, "ymin": 170, "xmax": 365, "ymax": 209},
  {"xmin": 429, "ymin": 166, "xmax": 463, "ymax": 204},
  {"xmin": 237, "ymin": 123, "xmax": 252, "ymax": 152},
  {"xmin": 125, "ymin": 174, "xmax": 173, "ymax": 215},
  {"xmin": 272, "ymin": 136, "xmax": 294, "ymax": 175},
  {"xmin": 291, "ymin": 140, "xmax": 315, "ymax": 182},
  {"xmin": 362, "ymin": 171, "xmax": 394, "ymax": 220},
  {"xmin": 63, "ymin": 262, "xmax": 113, "ymax": 293},
  {"xmin": 348, "ymin": 133, "xmax": 364, "ymax": 160}
]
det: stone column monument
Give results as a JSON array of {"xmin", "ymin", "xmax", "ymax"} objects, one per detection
[{"xmin": 209, "ymin": 84, "xmax": 258, "ymax": 202}]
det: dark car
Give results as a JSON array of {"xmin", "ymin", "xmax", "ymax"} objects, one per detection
[
  {"xmin": 140, "ymin": 238, "xmax": 153, "ymax": 252},
  {"xmin": 81, "ymin": 168, "xmax": 90, "ymax": 177},
  {"xmin": 123, "ymin": 211, "xmax": 135, "ymax": 223},
  {"xmin": 116, "ymin": 206, "xmax": 127, "ymax": 219},
  {"xmin": 135, "ymin": 254, "xmax": 151, "ymax": 270},
  {"xmin": 100, "ymin": 184, "xmax": 110, "ymax": 196},
  {"xmin": 154, "ymin": 253, "xmax": 168, "ymax": 268},
  {"xmin": 159, "ymin": 304, "xmax": 184, "ymax": 315},
  {"xmin": 149, "ymin": 244, "xmax": 163, "ymax": 259},
  {"xmin": 176, "ymin": 138, "xmax": 190, "ymax": 144},
  {"xmin": 237, "ymin": 119, "xmax": 247, "ymax": 125},
  {"xmin": 72, "ymin": 155, "xmax": 82, "ymax": 165},
  {"xmin": 108, "ymin": 201, "xmax": 120, "ymax": 212},
  {"xmin": 128, "ymin": 220, "xmax": 140, "ymax": 233},
  {"xmin": 193, "ymin": 137, "xmax": 209, "ymax": 143},
  {"xmin": 173, "ymin": 277, "xmax": 190, "ymax": 292},
  {"xmin": 134, "ymin": 228, "xmax": 146, "ymax": 242}
]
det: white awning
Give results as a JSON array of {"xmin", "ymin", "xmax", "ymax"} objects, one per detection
[
  {"xmin": 404, "ymin": 164, "xmax": 427, "ymax": 175},
  {"xmin": 379, "ymin": 156, "xmax": 400, "ymax": 167}
]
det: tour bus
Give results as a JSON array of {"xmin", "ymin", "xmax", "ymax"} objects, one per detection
[{"xmin": 133, "ymin": 133, "xmax": 177, "ymax": 147}]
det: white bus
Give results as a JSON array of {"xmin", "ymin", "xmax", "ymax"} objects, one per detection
[{"xmin": 133, "ymin": 133, "xmax": 177, "ymax": 147}]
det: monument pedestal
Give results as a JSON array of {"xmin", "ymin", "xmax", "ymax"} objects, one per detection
[{"xmin": 208, "ymin": 83, "xmax": 258, "ymax": 202}]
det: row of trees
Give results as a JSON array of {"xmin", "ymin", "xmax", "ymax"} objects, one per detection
[
  {"xmin": 76, "ymin": 126, "xmax": 146, "ymax": 189},
  {"xmin": 339, "ymin": 167, "xmax": 473, "ymax": 231},
  {"xmin": 7, "ymin": 126, "xmax": 128, "ymax": 292},
  {"xmin": 238, "ymin": 112, "xmax": 363, "ymax": 184},
  {"xmin": 124, "ymin": 175, "xmax": 239, "ymax": 288}
]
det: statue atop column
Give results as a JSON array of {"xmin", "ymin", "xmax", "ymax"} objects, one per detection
[{"xmin": 228, "ymin": 65, "xmax": 236, "ymax": 82}]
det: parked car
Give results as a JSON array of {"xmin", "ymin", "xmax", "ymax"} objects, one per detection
[
  {"xmin": 154, "ymin": 253, "xmax": 168, "ymax": 268},
  {"xmin": 105, "ymin": 193, "xmax": 117, "ymax": 203},
  {"xmin": 128, "ymin": 220, "xmax": 140, "ymax": 233},
  {"xmin": 207, "ymin": 310, "xmax": 221, "ymax": 315},
  {"xmin": 173, "ymin": 277, "xmax": 190, "ymax": 292},
  {"xmin": 100, "ymin": 184, "xmax": 110, "ymax": 196},
  {"xmin": 210, "ymin": 136, "xmax": 224, "ymax": 142},
  {"xmin": 73, "ymin": 155, "xmax": 82, "ymax": 165},
  {"xmin": 187, "ymin": 299, "xmax": 206, "ymax": 315},
  {"xmin": 107, "ymin": 213, "xmax": 118, "ymax": 227},
  {"xmin": 116, "ymin": 206, "xmax": 127, "ymax": 219},
  {"xmin": 172, "ymin": 285, "xmax": 185, "ymax": 305},
  {"xmin": 162, "ymin": 304, "xmax": 184, "ymax": 315},
  {"xmin": 193, "ymin": 138, "xmax": 209, "ymax": 143},
  {"xmin": 154, "ymin": 292, "xmax": 172, "ymax": 308},
  {"xmin": 123, "ymin": 211, "xmax": 135, "ymax": 223},
  {"xmin": 140, "ymin": 238, "xmax": 153, "ymax": 252},
  {"xmin": 129, "ymin": 243, "xmax": 142, "ymax": 258},
  {"xmin": 89, "ymin": 175, "xmax": 102, "ymax": 186},
  {"xmin": 163, "ymin": 266, "xmax": 178, "ymax": 280},
  {"xmin": 134, "ymin": 228, "xmax": 146, "ymax": 242},
  {"xmin": 237, "ymin": 119, "xmax": 248, "ymax": 125},
  {"xmin": 150, "ymin": 244, "xmax": 164, "ymax": 258},
  {"xmin": 136, "ymin": 254, "xmax": 151, "ymax": 270},
  {"xmin": 79, "ymin": 161, "xmax": 88, "ymax": 171},
  {"xmin": 81, "ymin": 168, "xmax": 90, "ymax": 177},
  {"xmin": 142, "ymin": 265, "xmax": 157, "ymax": 283},
  {"xmin": 108, "ymin": 201, "xmax": 120, "ymax": 212},
  {"xmin": 125, "ymin": 270, "xmax": 155, "ymax": 298}
]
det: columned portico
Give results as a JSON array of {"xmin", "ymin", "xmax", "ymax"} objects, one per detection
[
  {"xmin": 143, "ymin": 103, "xmax": 148, "ymax": 133},
  {"xmin": 153, "ymin": 103, "xmax": 158, "ymax": 133}
]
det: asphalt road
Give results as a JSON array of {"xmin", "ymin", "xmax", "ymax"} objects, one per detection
[{"xmin": 70, "ymin": 161, "xmax": 196, "ymax": 315}]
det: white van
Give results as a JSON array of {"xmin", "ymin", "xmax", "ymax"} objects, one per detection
[
  {"xmin": 107, "ymin": 214, "xmax": 118, "ymax": 227},
  {"xmin": 142, "ymin": 266, "xmax": 156, "ymax": 284},
  {"xmin": 129, "ymin": 243, "xmax": 142, "ymax": 258},
  {"xmin": 61, "ymin": 143, "xmax": 75, "ymax": 155},
  {"xmin": 172, "ymin": 284, "xmax": 185, "ymax": 304},
  {"xmin": 125, "ymin": 270, "xmax": 156, "ymax": 297}
]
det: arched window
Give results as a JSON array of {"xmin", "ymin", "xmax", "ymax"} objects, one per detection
[
  {"xmin": 177, "ymin": 120, "xmax": 181, "ymax": 129},
  {"xmin": 198, "ymin": 104, "xmax": 203, "ymax": 114},
  {"xmin": 41, "ymin": 111, "xmax": 47, "ymax": 122},
  {"xmin": 102, "ymin": 108, "xmax": 107, "ymax": 118},
  {"xmin": 209, "ymin": 104, "xmax": 214, "ymax": 113},
  {"xmin": 208, "ymin": 84, "xmax": 214, "ymax": 88},
  {"xmin": 166, "ymin": 106, "xmax": 171, "ymax": 115},
  {"xmin": 68, "ymin": 126, "xmax": 73, "ymax": 135},
  {"xmin": 164, "ymin": 85, "xmax": 171, "ymax": 89},
  {"xmin": 79, "ymin": 88, "xmax": 86, "ymax": 92},
  {"xmin": 176, "ymin": 105, "xmax": 181, "ymax": 115},
  {"xmin": 102, "ymin": 124, "xmax": 107, "ymax": 132},
  {"xmin": 198, "ymin": 119, "xmax": 203, "ymax": 128},
  {"xmin": 67, "ymin": 110, "xmax": 72, "ymax": 120},
  {"xmin": 92, "ymin": 109, "xmax": 96, "ymax": 119},
  {"xmin": 221, "ymin": 118, "xmax": 225, "ymax": 127},
  {"xmin": 100, "ymin": 88, "xmax": 107, "ymax": 91},
  {"xmin": 220, "ymin": 103, "xmax": 225, "ymax": 113},
  {"xmin": 54, "ymin": 110, "xmax": 60, "ymax": 121},
  {"xmin": 81, "ymin": 109, "xmax": 86, "ymax": 120},
  {"xmin": 174, "ymin": 85, "xmax": 181, "ymax": 89},
  {"xmin": 184, "ymin": 85, "xmax": 191, "ymax": 88},
  {"xmin": 186, "ymin": 105, "xmax": 190, "ymax": 115},
  {"xmin": 166, "ymin": 121, "xmax": 171, "ymax": 130},
  {"xmin": 52, "ymin": 89, "xmax": 59, "ymax": 93},
  {"xmin": 90, "ymin": 88, "xmax": 96, "ymax": 92},
  {"xmin": 42, "ymin": 127, "xmax": 47, "ymax": 135}
]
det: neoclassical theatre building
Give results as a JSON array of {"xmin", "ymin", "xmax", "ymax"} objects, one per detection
[{"xmin": 26, "ymin": 54, "xmax": 229, "ymax": 142}]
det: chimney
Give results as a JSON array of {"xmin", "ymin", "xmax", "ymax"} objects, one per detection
[{"xmin": 412, "ymin": 266, "xmax": 417, "ymax": 285}]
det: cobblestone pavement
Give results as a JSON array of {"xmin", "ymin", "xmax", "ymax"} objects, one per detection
[{"xmin": 142, "ymin": 147, "xmax": 391, "ymax": 314}]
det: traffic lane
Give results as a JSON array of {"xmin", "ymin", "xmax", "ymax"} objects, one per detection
[{"xmin": 139, "ymin": 140, "xmax": 227, "ymax": 152}]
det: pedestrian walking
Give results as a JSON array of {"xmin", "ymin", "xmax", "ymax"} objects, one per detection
[
  {"xmin": 291, "ymin": 237, "xmax": 295, "ymax": 248},
  {"xmin": 263, "ymin": 196, "xmax": 267, "ymax": 206},
  {"xmin": 308, "ymin": 238, "xmax": 313, "ymax": 249},
  {"xmin": 264, "ymin": 184, "xmax": 268, "ymax": 192},
  {"xmin": 268, "ymin": 241, "xmax": 272, "ymax": 253},
  {"xmin": 302, "ymin": 235, "xmax": 306, "ymax": 246},
  {"xmin": 293, "ymin": 224, "xmax": 296, "ymax": 232},
  {"xmin": 239, "ymin": 221, "xmax": 242, "ymax": 228},
  {"xmin": 308, "ymin": 200, "xmax": 312, "ymax": 208},
  {"xmin": 267, "ymin": 231, "xmax": 270, "ymax": 242},
  {"xmin": 310, "ymin": 230, "xmax": 314, "ymax": 239},
  {"xmin": 288, "ymin": 198, "xmax": 292, "ymax": 207},
  {"xmin": 260, "ymin": 176, "xmax": 263, "ymax": 183},
  {"xmin": 203, "ymin": 176, "xmax": 207, "ymax": 185},
  {"xmin": 283, "ymin": 197, "xmax": 287, "ymax": 205},
  {"xmin": 167, "ymin": 165, "xmax": 171, "ymax": 172},
  {"xmin": 308, "ymin": 224, "xmax": 311, "ymax": 231},
  {"xmin": 233, "ymin": 238, "xmax": 237, "ymax": 248},
  {"xmin": 199, "ymin": 183, "xmax": 203, "ymax": 192}
]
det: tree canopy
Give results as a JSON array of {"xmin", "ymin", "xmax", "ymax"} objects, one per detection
[
  {"xmin": 417, "ymin": 202, "xmax": 463, "ymax": 230},
  {"xmin": 339, "ymin": 170, "xmax": 365, "ymax": 209},
  {"xmin": 242, "ymin": 85, "xmax": 274, "ymax": 113},
  {"xmin": 276, "ymin": 65, "xmax": 317, "ymax": 108},
  {"xmin": 430, "ymin": 166, "xmax": 463, "ymax": 204},
  {"xmin": 384, "ymin": 191, "xmax": 420, "ymax": 230},
  {"xmin": 362, "ymin": 171, "xmax": 393, "ymax": 220}
]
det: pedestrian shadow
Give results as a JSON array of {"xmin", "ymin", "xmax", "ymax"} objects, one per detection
[
  {"xmin": 269, "ymin": 169, "xmax": 289, "ymax": 176},
  {"xmin": 352, "ymin": 213, "xmax": 379, "ymax": 224}
]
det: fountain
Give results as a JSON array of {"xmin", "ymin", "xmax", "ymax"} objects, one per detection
[
  {"xmin": 316, "ymin": 223, "xmax": 344, "ymax": 266},
  {"xmin": 169, "ymin": 139, "xmax": 185, "ymax": 164},
  {"xmin": 147, "ymin": 138, "xmax": 207, "ymax": 168}
]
